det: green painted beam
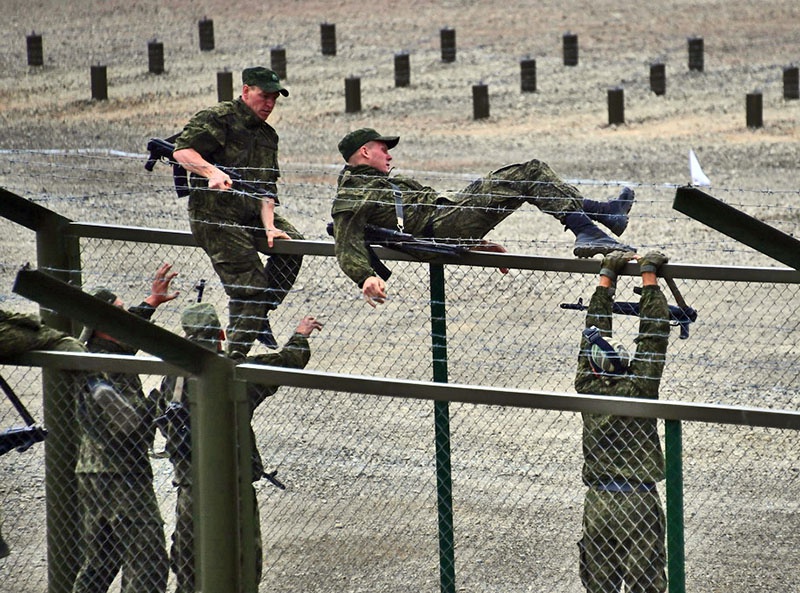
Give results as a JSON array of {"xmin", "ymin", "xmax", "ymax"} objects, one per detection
[
  {"xmin": 673, "ymin": 186, "xmax": 800, "ymax": 270},
  {"xmin": 12, "ymin": 267, "xmax": 213, "ymax": 375}
]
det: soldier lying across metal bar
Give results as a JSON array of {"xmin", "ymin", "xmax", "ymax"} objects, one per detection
[{"xmin": 330, "ymin": 127, "xmax": 636, "ymax": 307}]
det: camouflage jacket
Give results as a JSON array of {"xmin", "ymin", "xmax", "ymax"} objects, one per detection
[
  {"xmin": 74, "ymin": 303, "xmax": 157, "ymax": 475},
  {"xmin": 156, "ymin": 332, "xmax": 311, "ymax": 487},
  {"xmin": 174, "ymin": 97, "xmax": 281, "ymax": 221},
  {"xmin": 331, "ymin": 165, "xmax": 443, "ymax": 286},
  {"xmin": 574, "ymin": 285, "xmax": 670, "ymax": 486}
]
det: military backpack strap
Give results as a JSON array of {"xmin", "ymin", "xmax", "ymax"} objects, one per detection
[{"xmin": 388, "ymin": 181, "xmax": 404, "ymax": 232}]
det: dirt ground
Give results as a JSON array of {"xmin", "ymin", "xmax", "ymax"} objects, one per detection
[{"xmin": 1, "ymin": 1, "xmax": 799, "ymax": 592}]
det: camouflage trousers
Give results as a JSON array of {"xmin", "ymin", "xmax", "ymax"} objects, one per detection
[
  {"xmin": 189, "ymin": 210, "xmax": 303, "ymax": 356},
  {"xmin": 427, "ymin": 159, "xmax": 585, "ymax": 242},
  {"xmin": 171, "ymin": 483, "xmax": 263, "ymax": 593},
  {"xmin": 579, "ymin": 487, "xmax": 667, "ymax": 593},
  {"xmin": 72, "ymin": 472, "xmax": 168, "ymax": 593}
]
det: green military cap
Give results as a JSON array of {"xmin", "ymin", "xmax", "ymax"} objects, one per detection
[
  {"xmin": 242, "ymin": 67, "xmax": 289, "ymax": 97},
  {"xmin": 338, "ymin": 128, "xmax": 400, "ymax": 161},
  {"xmin": 92, "ymin": 288, "xmax": 118, "ymax": 305},
  {"xmin": 181, "ymin": 302, "xmax": 221, "ymax": 342},
  {"xmin": 78, "ymin": 287, "xmax": 119, "ymax": 343}
]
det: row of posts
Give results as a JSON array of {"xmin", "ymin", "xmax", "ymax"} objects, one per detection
[
  {"xmin": 25, "ymin": 26, "xmax": 799, "ymax": 128},
  {"xmin": 26, "ymin": 22, "xmax": 795, "ymax": 81},
  {"xmin": 18, "ymin": 26, "xmax": 754, "ymax": 72}
]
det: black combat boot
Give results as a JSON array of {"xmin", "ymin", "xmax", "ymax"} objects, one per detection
[
  {"xmin": 563, "ymin": 212, "xmax": 637, "ymax": 258},
  {"xmin": 582, "ymin": 187, "xmax": 635, "ymax": 236}
]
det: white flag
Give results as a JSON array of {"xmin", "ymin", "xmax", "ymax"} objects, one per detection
[{"xmin": 689, "ymin": 149, "xmax": 711, "ymax": 186}]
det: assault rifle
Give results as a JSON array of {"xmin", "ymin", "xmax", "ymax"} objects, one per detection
[
  {"xmin": 326, "ymin": 222, "xmax": 469, "ymax": 280},
  {"xmin": 560, "ymin": 293, "xmax": 698, "ymax": 340},
  {"xmin": 0, "ymin": 374, "xmax": 47, "ymax": 456},
  {"xmin": 144, "ymin": 137, "xmax": 278, "ymax": 202}
]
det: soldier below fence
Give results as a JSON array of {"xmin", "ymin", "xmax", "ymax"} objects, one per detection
[
  {"xmin": 71, "ymin": 263, "xmax": 179, "ymax": 593},
  {"xmin": 0, "ymin": 281, "xmax": 156, "ymax": 563},
  {"xmin": 172, "ymin": 67, "xmax": 303, "ymax": 358},
  {"xmin": 153, "ymin": 302, "xmax": 322, "ymax": 593},
  {"xmin": 330, "ymin": 128, "xmax": 636, "ymax": 307},
  {"xmin": 574, "ymin": 249, "xmax": 671, "ymax": 593}
]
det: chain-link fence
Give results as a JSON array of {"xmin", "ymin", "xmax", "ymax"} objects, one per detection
[{"xmin": 1, "ymin": 191, "xmax": 799, "ymax": 592}]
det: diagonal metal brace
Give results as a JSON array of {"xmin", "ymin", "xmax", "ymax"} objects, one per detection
[{"xmin": 673, "ymin": 185, "xmax": 800, "ymax": 270}]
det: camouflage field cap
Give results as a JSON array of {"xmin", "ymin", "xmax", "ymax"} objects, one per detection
[
  {"xmin": 338, "ymin": 128, "xmax": 399, "ymax": 161},
  {"xmin": 92, "ymin": 288, "xmax": 118, "ymax": 305},
  {"xmin": 181, "ymin": 302, "xmax": 221, "ymax": 342},
  {"xmin": 78, "ymin": 288, "xmax": 119, "ymax": 343},
  {"xmin": 242, "ymin": 67, "xmax": 289, "ymax": 97}
]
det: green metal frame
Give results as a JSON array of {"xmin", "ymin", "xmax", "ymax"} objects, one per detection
[{"xmin": 4, "ymin": 186, "xmax": 800, "ymax": 593}]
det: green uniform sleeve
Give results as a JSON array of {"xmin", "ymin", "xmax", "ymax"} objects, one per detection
[
  {"xmin": 574, "ymin": 286, "xmax": 614, "ymax": 393},
  {"xmin": 173, "ymin": 108, "xmax": 225, "ymax": 156},
  {"xmin": 627, "ymin": 285, "xmax": 670, "ymax": 398},
  {"xmin": 246, "ymin": 333, "xmax": 311, "ymax": 409}
]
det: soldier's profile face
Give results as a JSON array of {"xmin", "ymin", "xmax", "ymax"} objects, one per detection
[
  {"xmin": 362, "ymin": 141, "xmax": 393, "ymax": 173},
  {"xmin": 243, "ymin": 85, "xmax": 280, "ymax": 121}
]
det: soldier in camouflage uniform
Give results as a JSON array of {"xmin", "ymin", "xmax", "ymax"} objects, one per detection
[
  {"xmin": 71, "ymin": 263, "xmax": 178, "ymax": 593},
  {"xmin": 0, "ymin": 302, "xmax": 139, "ymax": 561},
  {"xmin": 331, "ymin": 128, "xmax": 636, "ymax": 307},
  {"xmin": 155, "ymin": 302, "xmax": 322, "ymax": 593},
  {"xmin": 173, "ymin": 66, "xmax": 303, "ymax": 358},
  {"xmin": 574, "ymin": 250, "xmax": 671, "ymax": 593}
]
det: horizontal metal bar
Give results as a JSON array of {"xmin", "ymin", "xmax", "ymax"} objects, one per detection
[
  {"xmin": 0, "ymin": 187, "xmax": 71, "ymax": 232},
  {"xmin": 64, "ymin": 222, "xmax": 800, "ymax": 283},
  {"xmin": 6, "ymin": 351, "xmax": 797, "ymax": 430},
  {"xmin": 235, "ymin": 365, "xmax": 800, "ymax": 431},
  {"xmin": 8, "ymin": 350, "xmax": 188, "ymax": 376},
  {"xmin": 12, "ymin": 268, "xmax": 214, "ymax": 374}
]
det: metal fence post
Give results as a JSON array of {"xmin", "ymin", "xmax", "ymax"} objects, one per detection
[
  {"xmin": 429, "ymin": 264, "xmax": 456, "ymax": 593},
  {"xmin": 192, "ymin": 360, "xmax": 243, "ymax": 593},
  {"xmin": 234, "ymin": 378, "xmax": 257, "ymax": 592},
  {"xmin": 665, "ymin": 419, "xmax": 686, "ymax": 593},
  {"xmin": 36, "ymin": 216, "xmax": 83, "ymax": 593}
]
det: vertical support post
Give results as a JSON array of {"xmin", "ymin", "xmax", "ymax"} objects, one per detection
[
  {"xmin": 520, "ymin": 58, "xmax": 537, "ymax": 93},
  {"xmin": 650, "ymin": 62, "xmax": 666, "ymax": 96},
  {"xmin": 271, "ymin": 46, "xmax": 287, "ymax": 80},
  {"xmin": 345, "ymin": 76, "xmax": 361, "ymax": 113},
  {"xmin": 665, "ymin": 420, "xmax": 686, "ymax": 593},
  {"xmin": 90, "ymin": 65, "xmax": 108, "ymax": 101},
  {"xmin": 688, "ymin": 37, "xmax": 703, "ymax": 72},
  {"xmin": 394, "ymin": 52, "xmax": 410, "ymax": 88},
  {"xmin": 783, "ymin": 66, "xmax": 799, "ymax": 100},
  {"xmin": 607, "ymin": 86, "xmax": 624, "ymax": 125},
  {"xmin": 217, "ymin": 70, "xmax": 233, "ymax": 102},
  {"xmin": 148, "ymin": 40, "xmax": 164, "ymax": 74},
  {"xmin": 27, "ymin": 32, "xmax": 44, "ymax": 67},
  {"xmin": 192, "ymin": 359, "xmax": 242, "ymax": 593},
  {"xmin": 199, "ymin": 18, "xmax": 215, "ymax": 51},
  {"xmin": 472, "ymin": 83, "xmax": 489, "ymax": 120},
  {"xmin": 440, "ymin": 28, "xmax": 456, "ymax": 63},
  {"xmin": 234, "ymin": 379, "xmax": 257, "ymax": 592},
  {"xmin": 321, "ymin": 23, "xmax": 336, "ymax": 56},
  {"xmin": 429, "ymin": 264, "xmax": 456, "ymax": 593},
  {"xmin": 37, "ymin": 221, "xmax": 83, "ymax": 593},
  {"xmin": 746, "ymin": 91, "xmax": 763, "ymax": 128},
  {"xmin": 563, "ymin": 32, "xmax": 579, "ymax": 66}
]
